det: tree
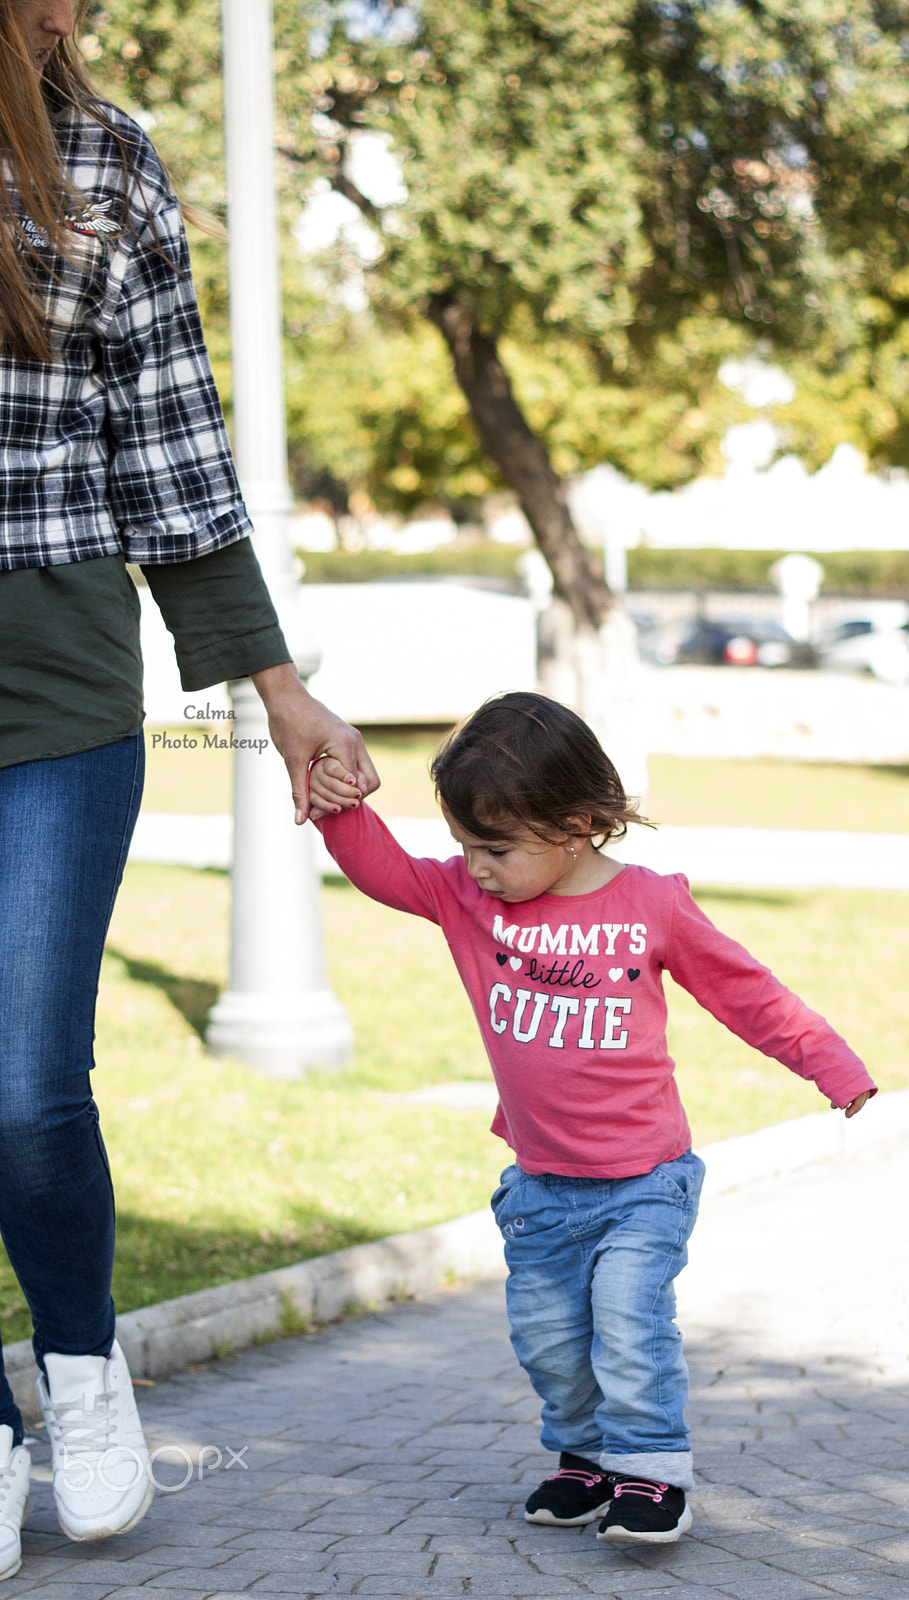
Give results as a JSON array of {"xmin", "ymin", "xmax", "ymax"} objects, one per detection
[
  {"xmin": 767, "ymin": 203, "xmax": 909, "ymax": 472},
  {"xmin": 87, "ymin": 2, "xmax": 909, "ymax": 755},
  {"xmin": 85, "ymin": 2, "xmax": 739, "ymax": 544},
  {"xmin": 83, "ymin": 1, "xmax": 484, "ymax": 525},
  {"xmin": 762, "ymin": 5, "xmax": 909, "ymax": 472},
  {"xmin": 272, "ymin": 0, "xmax": 908, "ymax": 745}
]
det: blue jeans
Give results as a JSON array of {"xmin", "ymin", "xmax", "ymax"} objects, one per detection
[
  {"xmin": 0, "ymin": 736, "xmax": 144, "ymax": 1441},
  {"xmin": 491, "ymin": 1150, "xmax": 705, "ymax": 1491}
]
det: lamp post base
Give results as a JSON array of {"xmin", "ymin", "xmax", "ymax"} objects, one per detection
[
  {"xmin": 204, "ymin": 676, "xmax": 353, "ymax": 1079},
  {"xmin": 207, "ymin": 988, "xmax": 353, "ymax": 1080}
]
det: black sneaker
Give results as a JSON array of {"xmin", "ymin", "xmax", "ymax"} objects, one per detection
[
  {"xmin": 596, "ymin": 1476, "xmax": 692, "ymax": 1543},
  {"xmin": 524, "ymin": 1453, "xmax": 613, "ymax": 1526}
]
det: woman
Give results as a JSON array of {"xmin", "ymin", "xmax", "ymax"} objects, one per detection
[{"xmin": 0, "ymin": 0, "xmax": 377, "ymax": 1576}]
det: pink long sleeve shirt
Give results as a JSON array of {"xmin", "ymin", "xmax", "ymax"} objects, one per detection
[{"xmin": 320, "ymin": 805, "xmax": 875, "ymax": 1178}]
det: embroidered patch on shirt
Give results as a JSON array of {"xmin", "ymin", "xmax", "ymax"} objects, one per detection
[
  {"xmin": 20, "ymin": 217, "xmax": 49, "ymax": 249},
  {"xmin": 64, "ymin": 199, "xmax": 121, "ymax": 242},
  {"xmin": 19, "ymin": 200, "xmax": 120, "ymax": 252}
]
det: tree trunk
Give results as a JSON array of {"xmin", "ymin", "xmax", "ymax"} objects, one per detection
[
  {"xmin": 537, "ymin": 596, "xmax": 649, "ymax": 800},
  {"xmin": 427, "ymin": 291, "xmax": 612, "ymax": 631},
  {"xmin": 427, "ymin": 290, "xmax": 648, "ymax": 797},
  {"xmin": 318, "ymin": 175, "xmax": 647, "ymax": 788}
]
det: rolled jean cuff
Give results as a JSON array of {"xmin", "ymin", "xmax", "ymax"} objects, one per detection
[{"xmin": 599, "ymin": 1450, "xmax": 694, "ymax": 1493}]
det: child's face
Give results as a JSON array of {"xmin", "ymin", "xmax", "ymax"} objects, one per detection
[{"xmin": 441, "ymin": 805, "xmax": 599, "ymax": 903}]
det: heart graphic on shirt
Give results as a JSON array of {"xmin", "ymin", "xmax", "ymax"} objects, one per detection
[
  {"xmin": 608, "ymin": 967, "xmax": 622, "ymax": 982},
  {"xmin": 509, "ymin": 957, "xmax": 522, "ymax": 971},
  {"xmin": 627, "ymin": 968, "xmax": 641, "ymax": 981},
  {"xmin": 495, "ymin": 952, "xmax": 507, "ymax": 967}
]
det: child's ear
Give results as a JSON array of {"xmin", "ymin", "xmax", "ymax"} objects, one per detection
[{"xmin": 563, "ymin": 814, "xmax": 592, "ymax": 843}]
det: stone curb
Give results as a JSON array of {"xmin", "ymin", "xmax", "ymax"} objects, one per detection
[
  {"xmin": 697, "ymin": 1083, "xmax": 907, "ymax": 1198},
  {"xmin": 7, "ymin": 1088, "xmax": 904, "ymax": 1423},
  {"xmin": 8, "ymin": 1208, "xmax": 506, "ymax": 1424}
]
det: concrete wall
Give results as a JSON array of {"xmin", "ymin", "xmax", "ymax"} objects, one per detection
[{"xmin": 142, "ymin": 581, "xmax": 536, "ymax": 728}]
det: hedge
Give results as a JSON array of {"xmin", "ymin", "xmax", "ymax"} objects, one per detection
[
  {"xmin": 627, "ymin": 547, "xmax": 909, "ymax": 595},
  {"xmin": 298, "ymin": 546, "xmax": 525, "ymax": 584},
  {"xmin": 298, "ymin": 544, "xmax": 909, "ymax": 596}
]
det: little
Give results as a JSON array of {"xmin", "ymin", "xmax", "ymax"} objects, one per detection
[{"xmin": 311, "ymin": 691, "xmax": 875, "ymax": 1545}]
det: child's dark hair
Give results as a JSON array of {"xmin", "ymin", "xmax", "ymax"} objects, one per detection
[{"xmin": 431, "ymin": 691, "xmax": 647, "ymax": 848}]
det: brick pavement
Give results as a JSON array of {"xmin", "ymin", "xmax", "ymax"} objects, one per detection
[{"xmin": 3, "ymin": 1138, "xmax": 907, "ymax": 1599}]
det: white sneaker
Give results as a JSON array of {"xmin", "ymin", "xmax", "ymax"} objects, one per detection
[
  {"xmin": 0, "ymin": 1425, "xmax": 31, "ymax": 1579},
  {"xmin": 37, "ymin": 1340, "xmax": 153, "ymax": 1542}
]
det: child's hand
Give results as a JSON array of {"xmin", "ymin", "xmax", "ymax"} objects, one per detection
[
  {"xmin": 308, "ymin": 755, "xmax": 364, "ymax": 822},
  {"xmin": 841, "ymin": 1091, "xmax": 872, "ymax": 1118}
]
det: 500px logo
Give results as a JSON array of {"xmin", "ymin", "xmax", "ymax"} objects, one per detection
[{"xmin": 59, "ymin": 1443, "xmax": 249, "ymax": 1494}]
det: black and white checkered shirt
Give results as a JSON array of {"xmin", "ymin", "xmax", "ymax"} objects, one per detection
[{"xmin": 0, "ymin": 103, "xmax": 252, "ymax": 570}]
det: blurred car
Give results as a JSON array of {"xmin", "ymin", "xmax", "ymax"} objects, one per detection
[
  {"xmin": 654, "ymin": 617, "xmax": 816, "ymax": 668},
  {"xmin": 816, "ymin": 619, "xmax": 909, "ymax": 684},
  {"xmin": 629, "ymin": 609, "xmax": 664, "ymax": 664}
]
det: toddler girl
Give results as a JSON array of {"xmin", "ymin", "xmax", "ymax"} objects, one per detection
[{"xmin": 311, "ymin": 691, "xmax": 874, "ymax": 1544}]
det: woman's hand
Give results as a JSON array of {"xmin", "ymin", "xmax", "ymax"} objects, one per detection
[{"xmin": 250, "ymin": 663, "xmax": 378, "ymax": 824}]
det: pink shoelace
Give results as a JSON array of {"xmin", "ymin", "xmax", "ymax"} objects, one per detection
[
  {"xmin": 546, "ymin": 1466, "xmax": 605, "ymax": 1489},
  {"xmin": 613, "ymin": 1478, "xmax": 669, "ymax": 1503}
]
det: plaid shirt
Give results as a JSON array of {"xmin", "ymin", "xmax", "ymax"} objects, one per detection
[{"xmin": 0, "ymin": 104, "xmax": 252, "ymax": 569}]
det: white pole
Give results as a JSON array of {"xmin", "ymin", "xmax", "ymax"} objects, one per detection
[{"xmin": 206, "ymin": 0, "xmax": 352, "ymax": 1076}]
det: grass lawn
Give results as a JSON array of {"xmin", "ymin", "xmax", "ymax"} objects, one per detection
[
  {"xmin": 0, "ymin": 851, "xmax": 904, "ymax": 1342},
  {"xmin": 646, "ymin": 755, "xmax": 909, "ymax": 833},
  {"xmin": 0, "ymin": 735, "xmax": 901, "ymax": 1341}
]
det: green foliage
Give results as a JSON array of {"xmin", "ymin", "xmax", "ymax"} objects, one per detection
[
  {"xmin": 83, "ymin": 1, "xmax": 493, "ymax": 509},
  {"xmin": 297, "ymin": 543, "xmax": 909, "ymax": 596},
  {"xmin": 298, "ymin": 543, "xmax": 524, "ymax": 583},
  {"xmin": 815, "ymin": 549, "xmax": 909, "ymax": 596},
  {"xmin": 83, "ymin": 1, "xmax": 909, "ymax": 510},
  {"xmin": 773, "ymin": 326, "xmax": 909, "ymax": 474},
  {"xmin": 767, "ymin": 6, "xmax": 909, "ymax": 470},
  {"xmin": 501, "ymin": 322, "xmax": 743, "ymax": 490},
  {"xmin": 83, "ymin": 2, "xmax": 233, "ymax": 391},
  {"xmin": 276, "ymin": 0, "xmax": 768, "ymax": 492},
  {"xmin": 285, "ymin": 316, "xmax": 494, "ymax": 512},
  {"xmin": 293, "ymin": 3, "xmax": 811, "ymax": 340},
  {"xmin": 278, "ymin": 1290, "xmax": 311, "ymax": 1338},
  {"xmin": 628, "ymin": 546, "xmax": 909, "ymax": 595},
  {"xmin": 628, "ymin": 546, "xmax": 785, "ymax": 592},
  {"xmin": 285, "ymin": 0, "xmax": 909, "ymax": 493}
]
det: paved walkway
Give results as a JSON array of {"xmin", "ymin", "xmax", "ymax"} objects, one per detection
[{"xmin": 6, "ymin": 1138, "xmax": 908, "ymax": 1599}]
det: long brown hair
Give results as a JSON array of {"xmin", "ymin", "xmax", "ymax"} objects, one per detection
[{"xmin": 0, "ymin": 0, "xmax": 120, "ymax": 361}]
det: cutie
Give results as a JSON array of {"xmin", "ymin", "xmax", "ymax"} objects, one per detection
[{"xmin": 311, "ymin": 691, "xmax": 874, "ymax": 1544}]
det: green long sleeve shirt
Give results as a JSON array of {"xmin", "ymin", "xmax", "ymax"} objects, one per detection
[{"xmin": 0, "ymin": 538, "xmax": 290, "ymax": 770}]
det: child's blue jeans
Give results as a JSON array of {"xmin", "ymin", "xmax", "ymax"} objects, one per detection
[{"xmin": 491, "ymin": 1149, "xmax": 705, "ymax": 1491}]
